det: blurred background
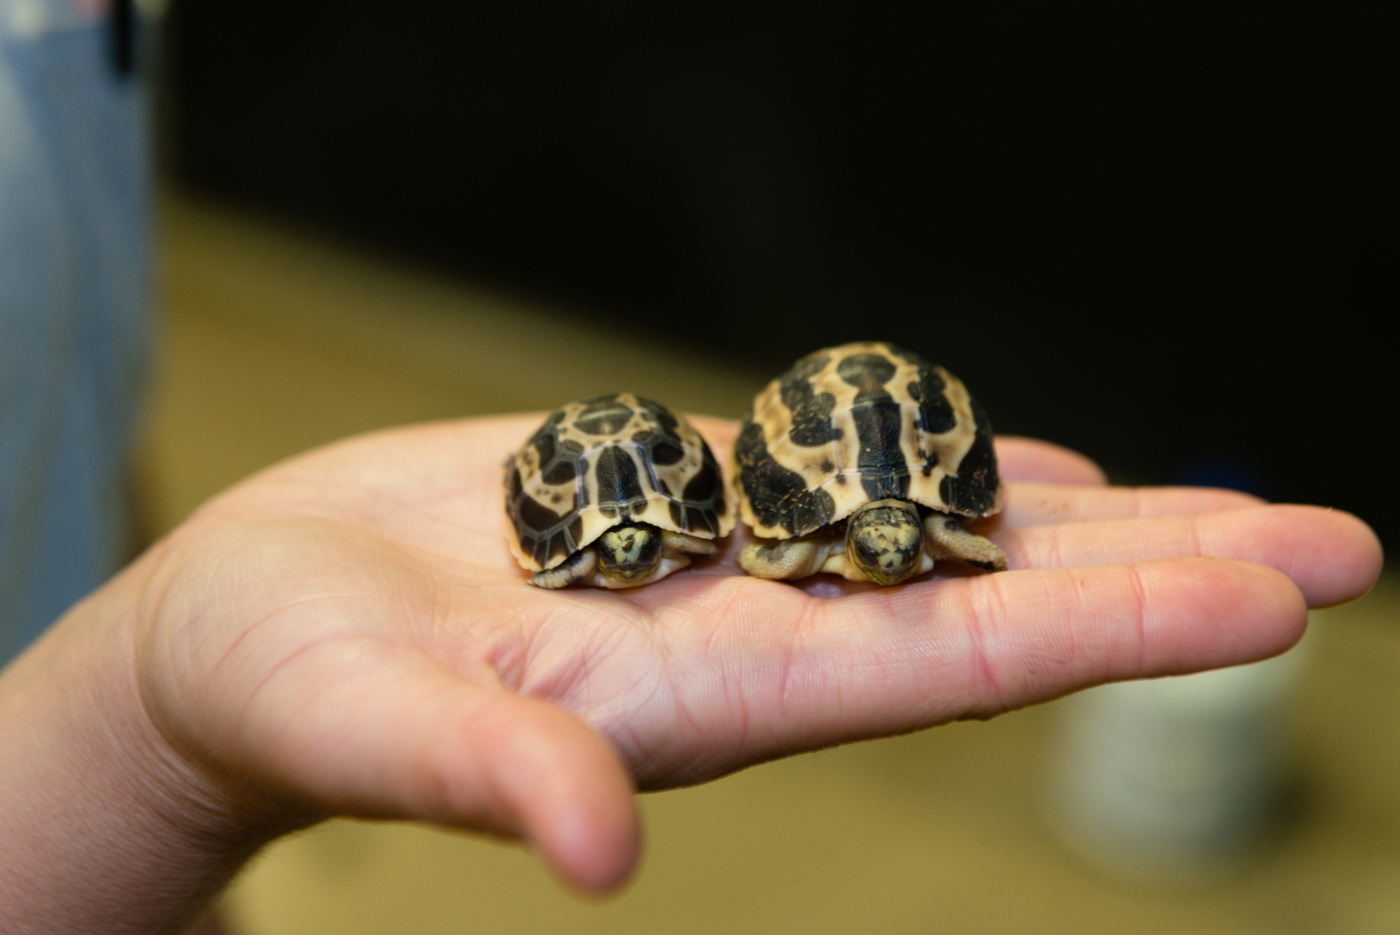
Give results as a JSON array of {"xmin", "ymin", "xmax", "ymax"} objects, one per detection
[
  {"xmin": 163, "ymin": 0, "xmax": 1395, "ymax": 535},
  {"xmin": 4, "ymin": 0, "xmax": 1397, "ymax": 932}
]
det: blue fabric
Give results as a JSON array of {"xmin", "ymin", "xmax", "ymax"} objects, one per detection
[{"xmin": 0, "ymin": 0, "xmax": 150, "ymax": 663}]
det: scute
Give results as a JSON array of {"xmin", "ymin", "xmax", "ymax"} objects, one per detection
[
  {"xmin": 505, "ymin": 393, "xmax": 734, "ymax": 572},
  {"xmin": 733, "ymin": 342, "xmax": 1000, "ymax": 540},
  {"xmin": 732, "ymin": 421, "xmax": 837, "ymax": 535}
]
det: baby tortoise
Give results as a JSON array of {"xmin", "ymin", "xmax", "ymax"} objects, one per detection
[
  {"xmin": 732, "ymin": 341, "xmax": 1007, "ymax": 585},
  {"xmin": 504, "ymin": 393, "xmax": 733, "ymax": 588}
]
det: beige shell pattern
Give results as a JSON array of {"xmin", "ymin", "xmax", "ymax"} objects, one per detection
[
  {"xmin": 732, "ymin": 341, "xmax": 1001, "ymax": 541},
  {"xmin": 504, "ymin": 392, "xmax": 734, "ymax": 573}
]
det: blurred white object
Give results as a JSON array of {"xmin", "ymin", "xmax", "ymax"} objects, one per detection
[{"xmin": 1046, "ymin": 641, "xmax": 1309, "ymax": 883}]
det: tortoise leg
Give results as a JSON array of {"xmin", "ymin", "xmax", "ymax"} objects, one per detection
[
  {"xmin": 661, "ymin": 531, "xmax": 718, "ymax": 559},
  {"xmin": 922, "ymin": 514, "xmax": 1008, "ymax": 571},
  {"xmin": 529, "ymin": 547, "xmax": 598, "ymax": 588},
  {"xmin": 738, "ymin": 535, "xmax": 843, "ymax": 580}
]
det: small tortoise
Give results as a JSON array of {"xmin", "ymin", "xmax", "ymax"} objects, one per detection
[
  {"xmin": 733, "ymin": 341, "xmax": 1007, "ymax": 585},
  {"xmin": 504, "ymin": 393, "xmax": 733, "ymax": 588}
]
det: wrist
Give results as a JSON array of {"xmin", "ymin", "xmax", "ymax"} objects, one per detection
[{"xmin": 0, "ymin": 547, "xmax": 281, "ymax": 933}]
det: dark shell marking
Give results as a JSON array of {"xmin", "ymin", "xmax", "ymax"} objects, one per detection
[
  {"xmin": 505, "ymin": 393, "xmax": 733, "ymax": 572},
  {"xmin": 733, "ymin": 342, "xmax": 1000, "ymax": 539}
]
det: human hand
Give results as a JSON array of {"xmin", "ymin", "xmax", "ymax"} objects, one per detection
[{"xmin": 8, "ymin": 415, "xmax": 1379, "ymax": 929}]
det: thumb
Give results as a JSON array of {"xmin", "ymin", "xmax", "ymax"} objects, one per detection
[{"xmin": 222, "ymin": 639, "xmax": 640, "ymax": 892}]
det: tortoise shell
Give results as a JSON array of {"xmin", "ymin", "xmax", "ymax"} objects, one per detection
[
  {"xmin": 732, "ymin": 341, "xmax": 1000, "ymax": 540},
  {"xmin": 504, "ymin": 393, "xmax": 734, "ymax": 573}
]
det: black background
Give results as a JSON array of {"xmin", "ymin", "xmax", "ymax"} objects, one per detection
[{"xmin": 164, "ymin": 1, "xmax": 1395, "ymax": 548}]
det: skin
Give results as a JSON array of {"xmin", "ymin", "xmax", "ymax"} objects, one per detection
[{"xmin": 0, "ymin": 417, "xmax": 1383, "ymax": 934}]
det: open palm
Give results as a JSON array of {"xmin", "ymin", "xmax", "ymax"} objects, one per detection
[{"xmin": 129, "ymin": 415, "xmax": 1381, "ymax": 891}]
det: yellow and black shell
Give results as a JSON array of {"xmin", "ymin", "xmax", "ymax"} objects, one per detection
[
  {"xmin": 504, "ymin": 393, "xmax": 734, "ymax": 573},
  {"xmin": 732, "ymin": 341, "xmax": 1000, "ymax": 540}
]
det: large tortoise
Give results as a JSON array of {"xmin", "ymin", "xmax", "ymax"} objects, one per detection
[
  {"xmin": 732, "ymin": 341, "xmax": 1007, "ymax": 585},
  {"xmin": 504, "ymin": 393, "xmax": 733, "ymax": 588}
]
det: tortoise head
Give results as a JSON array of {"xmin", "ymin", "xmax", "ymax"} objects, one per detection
[
  {"xmin": 845, "ymin": 499, "xmax": 924, "ymax": 585},
  {"xmin": 596, "ymin": 522, "xmax": 663, "ymax": 584}
]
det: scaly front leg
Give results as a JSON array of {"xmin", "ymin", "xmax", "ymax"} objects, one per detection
[
  {"xmin": 530, "ymin": 548, "xmax": 600, "ymax": 588},
  {"xmin": 738, "ymin": 534, "xmax": 844, "ymax": 580},
  {"xmin": 922, "ymin": 513, "xmax": 1008, "ymax": 571}
]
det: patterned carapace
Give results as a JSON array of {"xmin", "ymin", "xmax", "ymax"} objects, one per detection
[
  {"xmin": 504, "ymin": 393, "xmax": 733, "ymax": 572},
  {"xmin": 733, "ymin": 342, "xmax": 1000, "ymax": 540}
]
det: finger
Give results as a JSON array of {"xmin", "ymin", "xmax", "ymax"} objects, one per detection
[
  {"xmin": 994, "ymin": 437, "xmax": 1107, "ymax": 486},
  {"xmin": 821, "ymin": 558, "xmax": 1306, "ymax": 721},
  {"xmin": 228, "ymin": 641, "xmax": 639, "ymax": 892},
  {"xmin": 996, "ymin": 504, "xmax": 1383, "ymax": 608},
  {"xmin": 998, "ymin": 481, "xmax": 1264, "ymax": 527},
  {"xmin": 629, "ymin": 558, "xmax": 1305, "ymax": 786},
  {"xmin": 689, "ymin": 415, "xmax": 739, "ymax": 456}
]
